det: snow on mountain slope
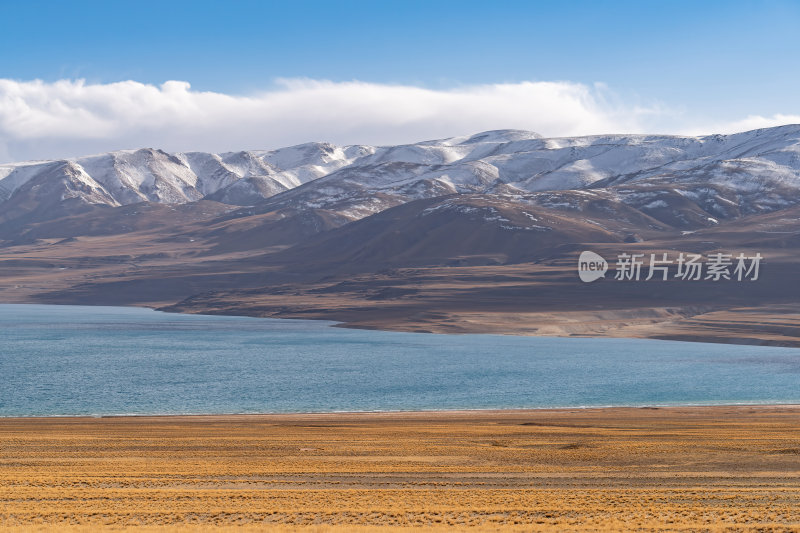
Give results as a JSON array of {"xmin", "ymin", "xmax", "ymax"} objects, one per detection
[
  {"xmin": 0, "ymin": 142, "xmax": 377, "ymax": 212},
  {"xmin": 0, "ymin": 161, "xmax": 119, "ymax": 228},
  {"xmin": 180, "ymin": 152, "xmax": 256, "ymax": 196},
  {"xmin": 236, "ymin": 126, "xmax": 800, "ymax": 232},
  {"xmin": 1, "ymin": 125, "xmax": 800, "ymax": 229},
  {"xmin": 77, "ymin": 148, "xmax": 202, "ymax": 204},
  {"xmin": 254, "ymin": 142, "xmax": 375, "ymax": 187},
  {"xmin": 0, "ymin": 161, "xmax": 64, "ymax": 201}
]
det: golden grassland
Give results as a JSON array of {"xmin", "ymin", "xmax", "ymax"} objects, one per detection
[{"xmin": 1, "ymin": 407, "xmax": 800, "ymax": 531}]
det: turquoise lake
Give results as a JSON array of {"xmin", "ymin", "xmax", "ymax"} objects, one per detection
[{"xmin": 0, "ymin": 304, "xmax": 798, "ymax": 416}]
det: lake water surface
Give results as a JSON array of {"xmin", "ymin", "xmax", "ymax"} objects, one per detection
[{"xmin": 1, "ymin": 304, "xmax": 798, "ymax": 416}]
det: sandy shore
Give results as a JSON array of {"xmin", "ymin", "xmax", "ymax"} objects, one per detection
[{"xmin": 2, "ymin": 406, "xmax": 800, "ymax": 531}]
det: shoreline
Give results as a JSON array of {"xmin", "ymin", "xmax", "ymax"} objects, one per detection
[
  {"xmin": 4, "ymin": 403, "xmax": 800, "ymax": 421},
  {"xmin": 4, "ymin": 299, "xmax": 800, "ymax": 348},
  {"xmin": 160, "ymin": 301, "xmax": 800, "ymax": 348}
]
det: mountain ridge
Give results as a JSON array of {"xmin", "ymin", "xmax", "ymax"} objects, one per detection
[{"xmin": 2, "ymin": 125, "xmax": 799, "ymax": 220}]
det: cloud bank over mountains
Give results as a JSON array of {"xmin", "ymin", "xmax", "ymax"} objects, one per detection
[{"xmin": 0, "ymin": 77, "xmax": 797, "ymax": 163}]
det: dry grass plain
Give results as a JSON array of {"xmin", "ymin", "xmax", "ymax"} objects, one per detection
[{"xmin": 2, "ymin": 407, "xmax": 800, "ymax": 532}]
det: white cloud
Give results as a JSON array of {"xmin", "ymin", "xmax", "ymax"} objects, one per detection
[
  {"xmin": 682, "ymin": 113, "xmax": 800, "ymax": 136},
  {"xmin": 2, "ymin": 77, "xmax": 796, "ymax": 163},
  {"xmin": 0, "ymin": 78, "xmax": 659, "ymax": 162}
]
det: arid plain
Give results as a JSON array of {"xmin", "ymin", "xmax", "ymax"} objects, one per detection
[{"xmin": 2, "ymin": 406, "xmax": 800, "ymax": 532}]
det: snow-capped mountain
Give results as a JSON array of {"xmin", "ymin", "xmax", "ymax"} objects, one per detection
[
  {"xmin": 3, "ymin": 126, "xmax": 800, "ymax": 343},
  {"xmin": 0, "ymin": 142, "xmax": 374, "ymax": 208},
  {"xmin": 235, "ymin": 125, "xmax": 800, "ymax": 231},
  {"xmin": 1, "ymin": 125, "xmax": 800, "ymax": 231}
]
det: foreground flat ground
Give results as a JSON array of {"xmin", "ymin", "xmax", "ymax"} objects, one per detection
[{"xmin": 1, "ymin": 407, "xmax": 800, "ymax": 532}]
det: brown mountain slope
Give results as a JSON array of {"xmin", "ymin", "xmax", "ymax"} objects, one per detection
[
  {"xmin": 265, "ymin": 194, "xmax": 670, "ymax": 272},
  {"xmin": 0, "ymin": 188, "xmax": 796, "ymax": 346}
]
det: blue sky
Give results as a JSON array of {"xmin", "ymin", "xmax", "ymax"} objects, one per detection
[{"xmin": 1, "ymin": 0, "xmax": 799, "ymax": 160}]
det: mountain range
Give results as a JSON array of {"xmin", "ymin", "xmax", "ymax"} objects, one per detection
[{"xmin": 0, "ymin": 125, "xmax": 799, "ymax": 346}]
